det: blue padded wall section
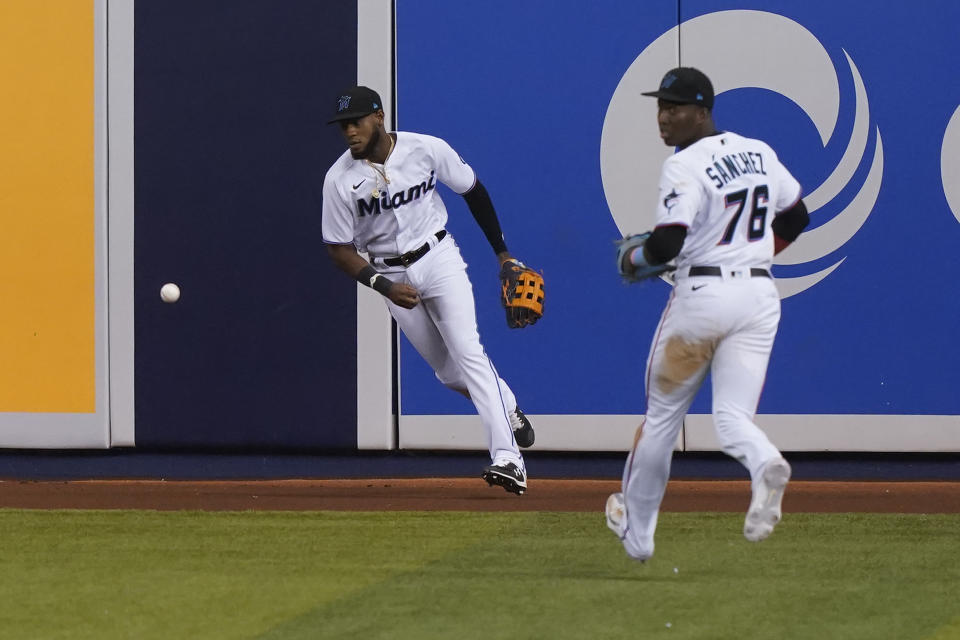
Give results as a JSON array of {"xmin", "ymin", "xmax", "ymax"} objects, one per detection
[{"xmin": 134, "ymin": 0, "xmax": 359, "ymax": 449}]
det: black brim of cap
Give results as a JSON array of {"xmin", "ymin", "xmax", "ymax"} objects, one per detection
[
  {"xmin": 640, "ymin": 89, "xmax": 702, "ymax": 105},
  {"xmin": 326, "ymin": 110, "xmax": 375, "ymax": 124}
]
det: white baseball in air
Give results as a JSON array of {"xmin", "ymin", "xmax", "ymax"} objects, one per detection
[{"xmin": 160, "ymin": 283, "xmax": 181, "ymax": 303}]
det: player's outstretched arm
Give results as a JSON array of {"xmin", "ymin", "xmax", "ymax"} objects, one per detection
[{"xmin": 325, "ymin": 244, "xmax": 420, "ymax": 309}]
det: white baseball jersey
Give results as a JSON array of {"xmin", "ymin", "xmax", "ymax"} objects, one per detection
[
  {"xmin": 654, "ymin": 131, "xmax": 801, "ymax": 269},
  {"xmin": 321, "ymin": 132, "xmax": 476, "ymax": 257},
  {"xmin": 320, "ymin": 129, "xmax": 527, "ymax": 476}
]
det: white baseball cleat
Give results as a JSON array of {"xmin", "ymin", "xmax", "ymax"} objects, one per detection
[
  {"xmin": 744, "ymin": 457, "xmax": 792, "ymax": 542},
  {"xmin": 606, "ymin": 492, "xmax": 653, "ymax": 562},
  {"xmin": 605, "ymin": 492, "xmax": 626, "ymax": 537}
]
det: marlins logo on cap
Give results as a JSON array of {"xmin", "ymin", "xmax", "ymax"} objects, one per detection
[
  {"xmin": 642, "ymin": 67, "xmax": 714, "ymax": 109},
  {"xmin": 328, "ymin": 86, "xmax": 384, "ymax": 124}
]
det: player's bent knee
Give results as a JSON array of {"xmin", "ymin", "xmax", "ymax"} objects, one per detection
[
  {"xmin": 435, "ymin": 373, "xmax": 469, "ymax": 397},
  {"xmin": 446, "ymin": 383, "xmax": 470, "ymax": 399}
]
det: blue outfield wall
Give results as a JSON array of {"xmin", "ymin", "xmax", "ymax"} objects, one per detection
[
  {"xmin": 24, "ymin": 0, "xmax": 947, "ymax": 479},
  {"xmin": 3, "ymin": 3, "xmax": 959, "ymax": 479},
  {"xmin": 396, "ymin": 0, "xmax": 960, "ymax": 419}
]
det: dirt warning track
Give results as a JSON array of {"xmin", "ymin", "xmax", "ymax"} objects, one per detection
[{"xmin": 1, "ymin": 479, "xmax": 959, "ymax": 513}]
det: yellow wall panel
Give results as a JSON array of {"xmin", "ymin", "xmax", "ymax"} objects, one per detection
[{"xmin": 0, "ymin": 1, "xmax": 95, "ymax": 412}]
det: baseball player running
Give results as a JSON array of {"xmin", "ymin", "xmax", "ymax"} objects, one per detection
[
  {"xmin": 605, "ymin": 68, "xmax": 810, "ymax": 560},
  {"xmin": 321, "ymin": 86, "xmax": 538, "ymax": 495}
]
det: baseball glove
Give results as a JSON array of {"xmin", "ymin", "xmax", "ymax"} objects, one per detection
[
  {"xmin": 615, "ymin": 232, "xmax": 675, "ymax": 283},
  {"xmin": 499, "ymin": 259, "xmax": 544, "ymax": 328}
]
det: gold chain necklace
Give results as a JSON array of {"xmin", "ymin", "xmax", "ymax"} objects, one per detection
[{"xmin": 364, "ymin": 134, "xmax": 395, "ymax": 198}]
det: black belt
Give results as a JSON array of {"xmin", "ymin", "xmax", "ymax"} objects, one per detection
[
  {"xmin": 689, "ymin": 266, "xmax": 771, "ymax": 279},
  {"xmin": 381, "ymin": 230, "xmax": 446, "ymax": 267}
]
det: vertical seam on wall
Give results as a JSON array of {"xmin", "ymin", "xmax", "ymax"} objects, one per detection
[
  {"xmin": 391, "ymin": 0, "xmax": 397, "ymax": 129},
  {"xmin": 677, "ymin": 1, "xmax": 685, "ymax": 452},
  {"xmin": 390, "ymin": 0, "xmax": 400, "ymax": 446},
  {"xmin": 105, "ymin": 0, "xmax": 113, "ymax": 445},
  {"xmin": 676, "ymin": 0, "xmax": 682, "ymax": 66}
]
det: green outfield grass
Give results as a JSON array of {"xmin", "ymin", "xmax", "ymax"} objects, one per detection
[{"xmin": 1, "ymin": 509, "xmax": 958, "ymax": 639}]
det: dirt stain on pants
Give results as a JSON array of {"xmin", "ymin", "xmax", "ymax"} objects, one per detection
[{"xmin": 656, "ymin": 336, "xmax": 718, "ymax": 394}]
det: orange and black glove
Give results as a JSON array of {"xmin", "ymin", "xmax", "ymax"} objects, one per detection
[{"xmin": 499, "ymin": 259, "xmax": 545, "ymax": 329}]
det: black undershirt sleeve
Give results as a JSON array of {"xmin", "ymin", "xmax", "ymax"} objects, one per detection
[
  {"xmin": 644, "ymin": 225, "xmax": 687, "ymax": 264},
  {"xmin": 462, "ymin": 179, "xmax": 509, "ymax": 255},
  {"xmin": 772, "ymin": 199, "xmax": 810, "ymax": 242}
]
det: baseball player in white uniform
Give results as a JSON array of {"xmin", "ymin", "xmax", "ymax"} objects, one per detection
[
  {"xmin": 321, "ymin": 86, "xmax": 534, "ymax": 495},
  {"xmin": 605, "ymin": 68, "xmax": 811, "ymax": 560}
]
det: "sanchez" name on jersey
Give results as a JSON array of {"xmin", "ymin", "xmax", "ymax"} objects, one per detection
[{"xmin": 705, "ymin": 152, "xmax": 766, "ymax": 190}]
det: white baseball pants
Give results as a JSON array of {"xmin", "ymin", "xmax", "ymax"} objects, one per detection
[
  {"xmin": 385, "ymin": 234, "xmax": 523, "ymax": 468},
  {"xmin": 620, "ymin": 270, "xmax": 783, "ymax": 558}
]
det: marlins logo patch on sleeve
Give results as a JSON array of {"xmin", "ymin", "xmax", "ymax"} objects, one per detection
[{"xmin": 663, "ymin": 188, "xmax": 681, "ymax": 210}]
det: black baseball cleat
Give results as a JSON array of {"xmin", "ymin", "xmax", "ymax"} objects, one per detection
[
  {"xmin": 510, "ymin": 408, "xmax": 535, "ymax": 448},
  {"xmin": 482, "ymin": 461, "xmax": 527, "ymax": 495}
]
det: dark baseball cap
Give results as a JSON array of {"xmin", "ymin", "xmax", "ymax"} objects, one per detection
[
  {"xmin": 642, "ymin": 67, "xmax": 714, "ymax": 109},
  {"xmin": 327, "ymin": 86, "xmax": 384, "ymax": 124}
]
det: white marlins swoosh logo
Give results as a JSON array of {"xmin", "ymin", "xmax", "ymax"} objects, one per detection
[
  {"xmin": 943, "ymin": 106, "xmax": 960, "ymax": 225},
  {"xmin": 600, "ymin": 10, "xmax": 883, "ymax": 299}
]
